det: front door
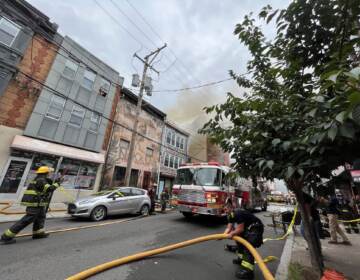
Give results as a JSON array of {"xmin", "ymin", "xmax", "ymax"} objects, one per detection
[{"xmin": 0, "ymin": 157, "xmax": 32, "ymax": 200}]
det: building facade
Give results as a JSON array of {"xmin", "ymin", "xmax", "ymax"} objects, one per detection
[
  {"xmin": 158, "ymin": 121, "xmax": 189, "ymax": 197},
  {"xmin": 103, "ymin": 88, "xmax": 166, "ymax": 190},
  {"xmin": 0, "ymin": 0, "xmax": 61, "ymax": 202}
]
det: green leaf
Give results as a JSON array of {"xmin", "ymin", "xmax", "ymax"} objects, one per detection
[
  {"xmin": 266, "ymin": 10, "xmax": 278, "ymax": 24},
  {"xmin": 335, "ymin": 111, "xmax": 346, "ymax": 124},
  {"xmin": 327, "ymin": 71, "xmax": 341, "ymax": 83},
  {"xmin": 348, "ymin": 91, "xmax": 360, "ymax": 107},
  {"xmin": 309, "ymin": 146, "xmax": 317, "ymax": 155},
  {"xmin": 258, "ymin": 159, "xmax": 266, "ymax": 168},
  {"xmin": 266, "ymin": 160, "xmax": 274, "ymax": 169},
  {"xmin": 328, "ymin": 125, "xmax": 338, "ymax": 141},
  {"xmin": 307, "ymin": 108, "xmax": 317, "ymax": 117},
  {"xmin": 297, "ymin": 169, "xmax": 304, "ymax": 177},
  {"xmin": 313, "ymin": 96, "xmax": 325, "ymax": 103},
  {"xmin": 339, "ymin": 125, "xmax": 355, "ymax": 139},
  {"xmin": 282, "ymin": 141, "xmax": 291, "ymax": 150},
  {"xmin": 286, "ymin": 166, "xmax": 295, "ymax": 179},
  {"xmin": 272, "ymin": 138, "xmax": 281, "ymax": 146}
]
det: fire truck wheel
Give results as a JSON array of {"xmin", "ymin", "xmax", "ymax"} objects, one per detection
[{"xmin": 182, "ymin": 212, "xmax": 194, "ymax": 218}]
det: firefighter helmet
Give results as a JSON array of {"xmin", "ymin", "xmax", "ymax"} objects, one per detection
[{"xmin": 35, "ymin": 166, "xmax": 54, "ymax": 174}]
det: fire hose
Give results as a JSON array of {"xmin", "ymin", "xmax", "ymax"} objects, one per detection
[{"xmin": 65, "ymin": 233, "xmax": 275, "ymax": 280}]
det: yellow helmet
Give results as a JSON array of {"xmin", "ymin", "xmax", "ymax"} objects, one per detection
[{"xmin": 35, "ymin": 166, "xmax": 54, "ymax": 174}]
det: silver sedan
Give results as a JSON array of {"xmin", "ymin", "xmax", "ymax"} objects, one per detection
[{"xmin": 67, "ymin": 187, "xmax": 151, "ymax": 221}]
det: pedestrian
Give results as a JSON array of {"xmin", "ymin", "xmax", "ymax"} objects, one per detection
[
  {"xmin": 223, "ymin": 199, "xmax": 264, "ymax": 279},
  {"xmin": 160, "ymin": 188, "xmax": 169, "ymax": 213},
  {"xmin": 0, "ymin": 166, "xmax": 61, "ymax": 244},
  {"xmin": 148, "ymin": 184, "xmax": 156, "ymax": 215},
  {"xmin": 323, "ymin": 195, "xmax": 351, "ymax": 245},
  {"xmin": 340, "ymin": 200, "xmax": 359, "ymax": 234}
]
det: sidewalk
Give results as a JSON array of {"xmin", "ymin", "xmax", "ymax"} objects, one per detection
[
  {"xmin": 288, "ymin": 228, "xmax": 360, "ymax": 279},
  {"xmin": 0, "ymin": 202, "xmax": 173, "ymax": 223}
]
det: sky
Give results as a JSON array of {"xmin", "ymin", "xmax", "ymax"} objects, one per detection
[
  {"xmin": 27, "ymin": 0, "xmax": 290, "ymax": 115},
  {"xmin": 27, "ymin": 0, "xmax": 291, "ymax": 192}
]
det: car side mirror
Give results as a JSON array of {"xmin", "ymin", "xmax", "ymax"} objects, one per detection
[{"xmin": 112, "ymin": 196, "xmax": 116, "ymax": 200}]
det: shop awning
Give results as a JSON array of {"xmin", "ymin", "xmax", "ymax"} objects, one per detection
[{"xmin": 11, "ymin": 135, "xmax": 105, "ymax": 164}]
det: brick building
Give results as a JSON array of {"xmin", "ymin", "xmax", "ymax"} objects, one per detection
[
  {"xmin": 103, "ymin": 88, "xmax": 166, "ymax": 190},
  {"xmin": 0, "ymin": 0, "xmax": 60, "ymax": 201}
]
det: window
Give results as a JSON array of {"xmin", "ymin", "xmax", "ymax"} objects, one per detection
[
  {"xmin": 171, "ymin": 133, "xmax": 175, "ymax": 146},
  {"xmin": 166, "ymin": 131, "xmax": 171, "ymax": 144},
  {"xmin": 99, "ymin": 77, "xmax": 110, "ymax": 97},
  {"xmin": 46, "ymin": 95, "xmax": 65, "ymax": 120},
  {"xmin": 63, "ymin": 60, "xmax": 78, "ymax": 79},
  {"xmin": 82, "ymin": 70, "xmax": 96, "ymax": 90},
  {"xmin": 176, "ymin": 136, "xmax": 180, "ymax": 148},
  {"xmin": 164, "ymin": 154, "xmax": 169, "ymax": 167},
  {"xmin": 180, "ymin": 138, "xmax": 185, "ymax": 150},
  {"xmin": 69, "ymin": 106, "xmax": 85, "ymax": 127},
  {"xmin": 146, "ymin": 147, "xmax": 153, "ymax": 158},
  {"xmin": 75, "ymin": 163, "xmax": 97, "ymax": 190},
  {"xmin": 169, "ymin": 155, "xmax": 174, "ymax": 168},
  {"xmin": 132, "ymin": 188, "xmax": 145, "ymax": 196},
  {"xmin": 174, "ymin": 156, "xmax": 179, "ymax": 169},
  {"xmin": 119, "ymin": 139, "xmax": 130, "ymax": 159},
  {"xmin": 118, "ymin": 188, "xmax": 132, "ymax": 196},
  {"xmin": 0, "ymin": 17, "xmax": 20, "ymax": 47},
  {"xmin": 89, "ymin": 112, "xmax": 101, "ymax": 132}
]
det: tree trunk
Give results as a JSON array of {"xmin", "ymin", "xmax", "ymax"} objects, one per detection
[{"xmin": 289, "ymin": 180, "xmax": 323, "ymax": 277}]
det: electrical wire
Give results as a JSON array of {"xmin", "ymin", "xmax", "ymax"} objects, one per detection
[{"xmin": 15, "ymin": 70, "xmax": 206, "ymax": 163}]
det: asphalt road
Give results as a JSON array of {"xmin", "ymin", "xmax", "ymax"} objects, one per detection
[{"xmin": 0, "ymin": 209, "xmax": 287, "ymax": 280}]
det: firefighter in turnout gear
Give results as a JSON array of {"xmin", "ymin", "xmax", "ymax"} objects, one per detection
[
  {"xmin": 224, "ymin": 199, "xmax": 264, "ymax": 279},
  {"xmin": 1, "ymin": 166, "xmax": 61, "ymax": 244}
]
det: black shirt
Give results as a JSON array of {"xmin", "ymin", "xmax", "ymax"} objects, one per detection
[{"xmin": 227, "ymin": 209, "xmax": 262, "ymax": 228}]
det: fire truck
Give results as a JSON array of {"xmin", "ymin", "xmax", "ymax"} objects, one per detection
[
  {"xmin": 172, "ymin": 162, "xmax": 238, "ymax": 218},
  {"xmin": 171, "ymin": 162, "xmax": 267, "ymax": 218}
]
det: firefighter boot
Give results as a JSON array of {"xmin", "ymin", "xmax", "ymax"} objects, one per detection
[
  {"xmin": 235, "ymin": 269, "xmax": 254, "ymax": 280},
  {"xmin": 225, "ymin": 244, "xmax": 238, "ymax": 252},
  {"xmin": 32, "ymin": 232, "xmax": 49, "ymax": 239},
  {"xmin": 0, "ymin": 234, "xmax": 16, "ymax": 245}
]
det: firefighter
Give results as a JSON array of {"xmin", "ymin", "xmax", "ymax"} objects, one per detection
[
  {"xmin": 0, "ymin": 166, "xmax": 61, "ymax": 244},
  {"xmin": 160, "ymin": 188, "xmax": 169, "ymax": 213},
  {"xmin": 224, "ymin": 199, "xmax": 264, "ymax": 280},
  {"xmin": 341, "ymin": 200, "xmax": 359, "ymax": 234}
]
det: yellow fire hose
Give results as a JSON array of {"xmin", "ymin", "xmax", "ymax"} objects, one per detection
[
  {"xmin": 0, "ymin": 201, "xmax": 66, "ymax": 215},
  {"xmin": 65, "ymin": 233, "xmax": 275, "ymax": 280}
]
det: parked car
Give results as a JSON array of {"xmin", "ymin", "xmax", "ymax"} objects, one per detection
[{"xmin": 67, "ymin": 187, "xmax": 151, "ymax": 221}]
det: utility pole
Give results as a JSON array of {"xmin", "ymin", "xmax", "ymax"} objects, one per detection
[{"xmin": 124, "ymin": 44, "xmax": 167, "ymax": 187}]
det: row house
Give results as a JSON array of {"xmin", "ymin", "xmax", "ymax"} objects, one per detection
[
  {"xmin": 0, "ymin": 0, "xmax": 123, "ymax": 203},
  {"xmin": 158, "ymin": 121, "xmax": 189, "ymax": 197},
  {"xmin": 103, "ymin": 88, "xmax": 166, "ymax": 190},
  {"xmin": 0, "ymin": 0, "xmax": 61, "ymax": 202}
]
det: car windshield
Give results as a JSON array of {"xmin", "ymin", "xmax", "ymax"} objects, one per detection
[
  {"xmin": 175, "ymin": 168, "xmax": 221, "ymax": 186},
  {"xmin": 91, "ymin": 190, "xmax": 113, "ymax": 196}
]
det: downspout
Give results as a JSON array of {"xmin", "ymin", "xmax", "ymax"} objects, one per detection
[{"xmin": 156, "ymin": 118, "xmax": 166, "ymax": 199}]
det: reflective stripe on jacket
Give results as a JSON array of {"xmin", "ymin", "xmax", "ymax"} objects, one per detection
[{"xmin": 21, "ymin": 178, "xmax": 60, "ymax": 207}]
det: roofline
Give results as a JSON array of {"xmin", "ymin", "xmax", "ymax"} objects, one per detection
[
  {"xmin": 165, "ymin": 120, "xmax": 190, "ymax": 136},
  {"xmin": 121, "ymin": 87, "xmax": 167, "ymax": 120}
]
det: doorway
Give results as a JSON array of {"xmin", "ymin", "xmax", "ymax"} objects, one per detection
[{"xmin": 0, "ymin": 157, "xmax": 32, "ymax": 200}]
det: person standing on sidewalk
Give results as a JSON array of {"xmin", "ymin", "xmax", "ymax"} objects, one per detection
[
  {"xmin": 0, "ymin": 166, "xmax": 61, "ymax": 245},
  {"xmin": 160, "ymin": 188, "xmax": 169, "ymax": 213},
  {"xmin": 323, "ymin": 195, "xmax": 351, "ymax": 245}
]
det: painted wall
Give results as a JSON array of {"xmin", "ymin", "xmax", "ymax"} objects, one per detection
[{"xmin": 103, "ymin": 96, "xmax": 164, "ymax": 188}]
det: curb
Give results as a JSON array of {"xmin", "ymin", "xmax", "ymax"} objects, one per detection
[{"xmin": 275, "ymin": 233, "xmax": 294, "ymax": 280}]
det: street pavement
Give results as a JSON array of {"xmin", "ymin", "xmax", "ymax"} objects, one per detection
[{"xmin": 0, "ymin": 210, "xmax": 286, "ymax": 280}]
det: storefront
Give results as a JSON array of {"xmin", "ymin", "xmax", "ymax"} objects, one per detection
[{"xmin": 0, "ymin": 135, "xmax": 104, "ymax": 203}]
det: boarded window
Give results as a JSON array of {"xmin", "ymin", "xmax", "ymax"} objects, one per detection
[
  {"xmin": 89, "ymin": 112, "xmax": 100, "ymax": 132},
  {"xmin": 63, "ymin": 125, "xmax": 80, "ymax": 144},
  {"xmin": 119, "ymin": 139, "xmax": 130, "ymax": 160},
  {"xmin": 84, "ymin": 131, "xmax": 97, "ymax": 149},
  {"xmin": 99, "ymin": 77, "xmax": 110, "ymax": 97},
  {"xmin": 56, "ymin": 77, "xmax": 72, "ymax": 94},
  {"xmin": 38, "ymin": 118, "xmax": 58, "ymax": 139}
]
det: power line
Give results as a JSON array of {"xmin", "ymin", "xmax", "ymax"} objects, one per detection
[{"xmin": 16, "ymin": 69, "xmax": 206, "ymax": 163}]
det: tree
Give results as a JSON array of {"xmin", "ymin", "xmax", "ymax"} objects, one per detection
[{"xmin": 201, "ymin": 0, "xmax": 360, "ymax": 276}]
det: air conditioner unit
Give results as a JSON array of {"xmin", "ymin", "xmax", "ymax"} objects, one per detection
[{"xmin": 144, "ymin": 76, "xmax": 152, "ymax": 90}]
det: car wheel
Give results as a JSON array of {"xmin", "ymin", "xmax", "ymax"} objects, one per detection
[
  {"xmin": 140, "ymin": 205, "xmax": 150, "ymax": 216},
  {"xmin": 90, "ymin": 206, "xmax": 107, "ymax": 221},
  {"xmin": 182, "ymin": 212, "xmax": 194, "ymax": 218}
]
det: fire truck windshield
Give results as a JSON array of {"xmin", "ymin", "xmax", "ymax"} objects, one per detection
[{"xmin": 175, "ymin": 168, "xmax": 221, "ymax": 186}]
